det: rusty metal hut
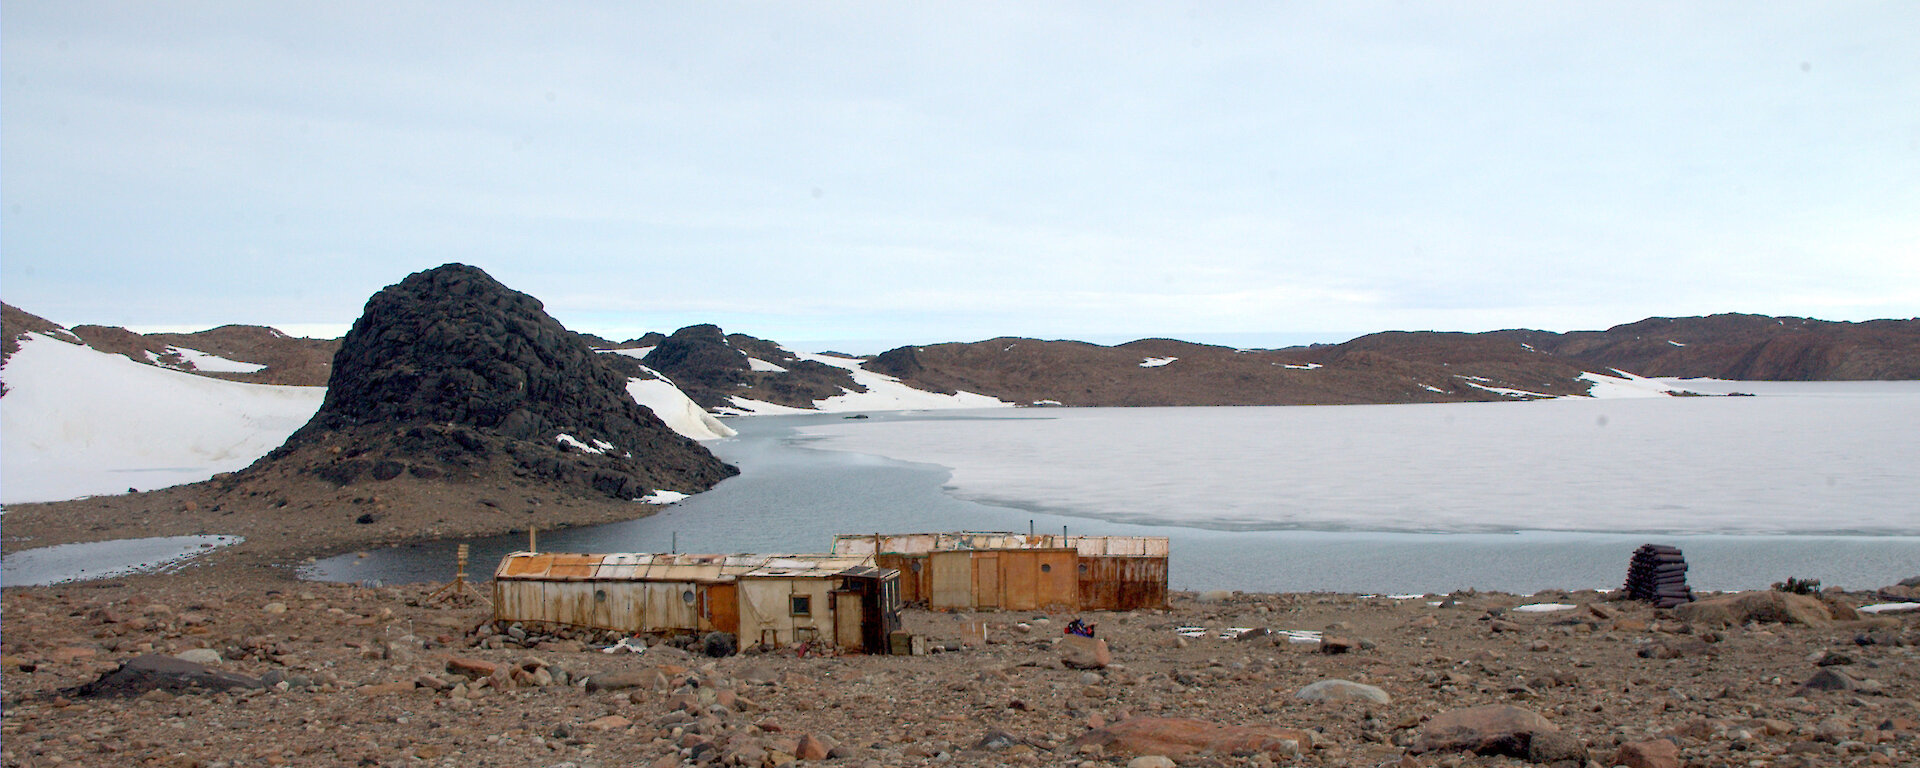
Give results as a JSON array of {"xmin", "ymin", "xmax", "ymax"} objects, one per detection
[
  {"xmin": 491, "ymin": 552, "xmax": 901, "ymax": 654},
  {"xmin": 830, "ymin": 532, "xmax": 1169, "ymax": 612}
]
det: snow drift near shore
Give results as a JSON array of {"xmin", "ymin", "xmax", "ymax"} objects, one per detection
[{"xmin": 1, "ymin": 333, "xmax": 325, "ymax": 504}]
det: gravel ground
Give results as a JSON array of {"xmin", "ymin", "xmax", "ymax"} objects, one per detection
[{"xmin": 4, "ymin": 566, "xmax": 1916, "ymax": 768}]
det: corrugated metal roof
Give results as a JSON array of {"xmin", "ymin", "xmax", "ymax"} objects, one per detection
[
  {"xmin": 831, "ymin": 532, "xmax": 1169, "ymax": 557},
  {"xmin": 493, "ymin": 552, "xmax": 884, "ymax": 582},
  {"xmin": 740, "ymin": 555, "xmax": 889, "ymax": 579}
]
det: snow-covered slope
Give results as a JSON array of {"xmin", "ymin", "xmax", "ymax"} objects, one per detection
[
  {"xmin": 1, "ymin": 332, "xmax": 325, "ymax": 504},
  {"xmin": 626, "ymin": 377, "xmax": 736, "ymax": 440}
]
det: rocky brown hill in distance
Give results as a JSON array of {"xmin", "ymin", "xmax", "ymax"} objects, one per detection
[
  {"xmin": 69, "ymin": 323, "xmax": 341, "ymax": 386},
  {"xmin": 242, "ymin": 263, "xmax": 737, "ymax": 505},
  {"xmin": 867, "ymin": 333, "xmax": 1608, "ymax": 407},
  {"xmin": 1500, "ymin": 313, "xmax": 1920, "ymax": 380}
]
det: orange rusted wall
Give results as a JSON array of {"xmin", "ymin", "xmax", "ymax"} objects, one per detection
[{"xmin": 1076, "ymin": 555, "xmax": 1169, "ymax": 611}]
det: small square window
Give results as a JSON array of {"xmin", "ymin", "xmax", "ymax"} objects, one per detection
[{"xmin": 790, "ymin": 595, "xmax": 812, "ymax": 616}]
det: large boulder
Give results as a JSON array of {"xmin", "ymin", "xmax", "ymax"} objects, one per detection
[
  {"xmin": 1414, "ymin": 704, "xmax": 1559, "ymax": 758},
  {"xmin": 1060, "ymin": 635, "xmax": 1111, "ymax": 670},
  {"xmin": 1071, "ymin": 717, "xmax": 1315, "ymax": 760},
  {"xmin": 1673, "ymin": 590, "xmax": 1834, "ymax": 627},
  {"xmin": 68, "ymin": 654, "xmax": 263, "ymax": 698}
]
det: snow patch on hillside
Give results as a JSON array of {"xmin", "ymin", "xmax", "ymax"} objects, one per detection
[
  {"xmin": 1580, "ymin": 370, "xmax": 1684, "ymax": 398},
  {"xmin": 147, "ymin": 346, "xmax": 267, "ymax": 373},
  {"xmin": 1139, "ymin": 357, "xmax": 1177, "ymax": 368},
  {"xmin": 626, "ymin": 378, "xmax": 737, "ymax": 440},
  {"xmin": 796, "ymin": 353, "xmax": 1012, "ymax": 412},
  {"xmin": 1, "ymin": 332, "xmax": 324, "ymax": 504},
  {"xmin": 1462, "ymin": 380, "xmax": 1553, "ymax": 399}
]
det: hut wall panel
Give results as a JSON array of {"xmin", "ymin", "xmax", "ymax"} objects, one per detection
[
  {"xmin": 1000, "ymin": 551, "xmax": 1036, "ymax": 611},
  {"xmin": 1035, "ymin": 549, "xmax": 1079, "ymax": 612},
  {"xmin": 972, "ymin": 553, "xmax": 1001, "ymax": 609},
  {"xmin": 930, "ymin": 551, "xmax": 973, "ymax": 611},
  {"xmin": 876, "ymin": 553, "xmax": 930, "ymax": 605}
]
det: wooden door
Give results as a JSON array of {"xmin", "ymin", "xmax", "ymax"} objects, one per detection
[
  {"xmin": 834, "ymin": 592, "xmax": 863, "ymax": 651},
  {"xmin": 974, "ymin": 553, "xmax": 1000, "ymax": 609},
  {"xmin": 699, "ymin": 582, "xmax": 739, "ymax": 635}
]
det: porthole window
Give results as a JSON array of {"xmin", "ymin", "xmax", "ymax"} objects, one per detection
[
  {"xmin": 594, "ymin": 589, "xmax": 608, "ymax": 603},
  {"xmin": 1078, "ymin": 563, "xmax": 1089, "ymax": 573},
  {"xmin": 1040, "ymin": 563, "xmax": 1052, "ymax": 573},
  {"xmin": 682, "ymin": 590, "xmax": 696, "ymax": 604}
]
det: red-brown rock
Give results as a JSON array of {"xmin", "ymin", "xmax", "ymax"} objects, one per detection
[
  {"xmin": 444, "ymin": 656, "xmax": 501, "ymax": 678},
  {"xmin": 795, "ymin": 734, "xmax": 830, "ymax": 761},
  {"xmin": 1613, "ymin": 738, "xmax": 1681, "ymax": 768}
]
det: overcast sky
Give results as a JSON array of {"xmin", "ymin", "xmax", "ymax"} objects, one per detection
[{"xmin": 4, "ymin": 2, "xmax": 1916, "ymax": 353}]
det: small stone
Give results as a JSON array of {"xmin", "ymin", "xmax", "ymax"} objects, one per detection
[
  {"xmin": 585, "ymin": 715, "xmax": 631, "ymax": 731},
  {"xmin": 1296, "ymin": 679, "xmax": 1391, "ymax": 704},
  {"xmin": 1796, "ymin": 667, "xmax": 1859, "ymax": 695}
]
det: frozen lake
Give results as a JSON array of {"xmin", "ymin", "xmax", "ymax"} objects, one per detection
[
  {"xmin": 791, "ymin": 379, "xmax": 1920, "ymax": 536},
  {"xmin": 308, "ymin": 381, "xmax": 1920, "ymax": 594}
]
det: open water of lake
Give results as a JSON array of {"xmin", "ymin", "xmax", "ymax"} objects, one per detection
[{"xmin": 307, "ymin": 381, "xmax": 1920, "ymax": 594}]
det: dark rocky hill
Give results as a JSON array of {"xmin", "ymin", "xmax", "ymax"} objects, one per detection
[
  {"xmin": 240, "ymin": 264, "xmax": 736, "ymax": 502},
  {"xmin": 1496, "ymin": 314, "xmax": 1920, "ymax": 380},
  {"xmin": 638, "ymin": 324, "xmax": 857, "ymax": 410}
]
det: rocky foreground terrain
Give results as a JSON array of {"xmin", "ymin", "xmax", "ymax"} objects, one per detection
[{"xmin": 3, "ymin": 566, "xmax": 1915, "ymax": 768}]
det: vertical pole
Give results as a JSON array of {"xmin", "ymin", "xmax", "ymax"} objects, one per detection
[
  {"xmin": 672, "ymin": 531, "xmax": 677, "ymax": 554},
  {"xmin": 529, "ymin": 527, "xmax": 537, "ymax": 553}
]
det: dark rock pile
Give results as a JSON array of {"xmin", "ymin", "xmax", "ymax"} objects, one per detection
[
  {"xmin": 258, "ymin": 263, "xmax": 736, "ymax": 500},
  {"xmin": 1624, "ymin": 544, "xmax": 1694, "ymax": 608}
]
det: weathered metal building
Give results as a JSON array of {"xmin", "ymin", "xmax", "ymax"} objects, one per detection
[
  {"xmin": 830, "ymin": 532, "xmax": 1169, "ymax": 611},
  {"xmin": 491, "ymin": 552, "xmax": 901, "ymax": 653}
]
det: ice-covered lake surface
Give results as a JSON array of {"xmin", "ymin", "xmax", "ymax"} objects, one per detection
[
  {"xmin": 791, "ymin": 379, "xmax": 1920, "ymax": 536},
  {"xmin": 308, "ymin": 381, "xmax": 1920, "ymax": 594},
  {"xmin": 1, "ymin": 535, "xmax": 241, "ymax": 587}
]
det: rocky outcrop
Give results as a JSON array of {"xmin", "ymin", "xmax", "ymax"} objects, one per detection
[
  {"xmin": 68, "ymin": 654, "xmax": 264, "ymax": 698},
  {"xmin": 250, "ymin": 264, "xmax": 735, "ymax": 501},
  {"xmin": 638, "ymin": 325, "xmax": 855, "ymax": 410},
  {"xmin": 1673, "ymin": 590, "xmax": 1836, "ymax": 627}
]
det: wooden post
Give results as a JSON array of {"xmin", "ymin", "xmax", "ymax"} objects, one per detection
[{"xmin": 426, "ymin": 542, "xmax": 489, "ymax": 606}]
